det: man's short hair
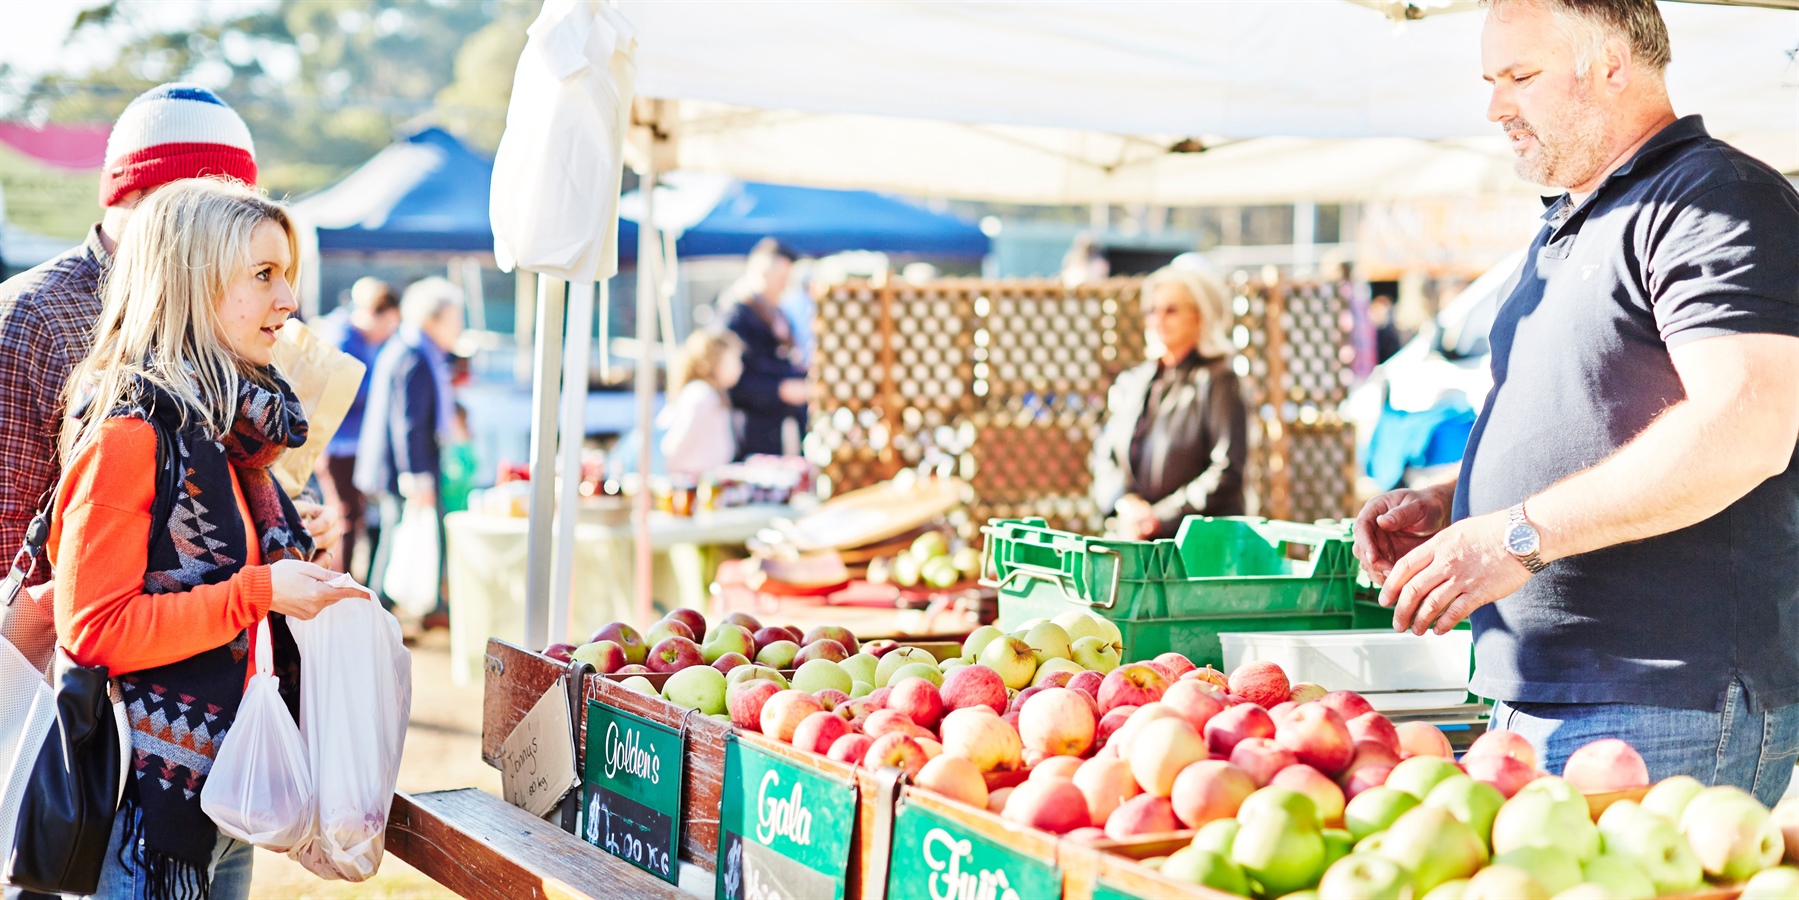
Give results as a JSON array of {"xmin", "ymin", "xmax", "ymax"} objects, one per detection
[
  {"xmin": 350, "ymin": 277, "xmax": 399, "ymax": 316},
  {"xmin": 400, "ymin": 276, "xmax": 463, "ymax": 327},
  {"xmin": 1490, "ymin": 0, "xmax": 1671, "ymax": 75}
]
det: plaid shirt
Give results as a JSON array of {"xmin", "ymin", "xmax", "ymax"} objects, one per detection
[{"xmin": 0, "ymin": 225, "xmax": 108, "ymax": 585}]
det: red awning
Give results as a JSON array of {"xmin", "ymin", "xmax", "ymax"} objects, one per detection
[{"xmin": 0, "ymin": 122, "xmax": 109, "ymax": 170}]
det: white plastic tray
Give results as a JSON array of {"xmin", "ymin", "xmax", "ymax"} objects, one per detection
[{"xmin": 1220, "ymin": 628, "xmax": 1472, "ymax": 711}]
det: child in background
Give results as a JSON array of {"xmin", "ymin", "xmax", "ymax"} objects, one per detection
[
  {"xmin": 440, "ymin": 402, "xmax": 479, "ymax": 513},
  {"xmin": 660, "ymin": 330, "xmax": 743, "ymax": 478}
]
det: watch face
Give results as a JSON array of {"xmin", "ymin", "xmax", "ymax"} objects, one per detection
[{"xmin": 1507, "ymin": 524, "xmax": 1540, "ymax": 556}]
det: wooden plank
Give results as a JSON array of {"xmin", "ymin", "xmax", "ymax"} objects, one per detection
[
  {"xmin": 386, "ymin": 790, "xmax": 685, "ymax": 900},
  {"xmin": 483, "ymin": 639, "xmax": 567, "ymax": 766}
]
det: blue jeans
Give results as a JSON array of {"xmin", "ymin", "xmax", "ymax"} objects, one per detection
[
  {"xmin": 1492, "ymin": 679, "xmax": 1799, "ymax": 807},
  {"xmin": 89, "ymin": 806, "xmax": 253, "ymax": 900}
]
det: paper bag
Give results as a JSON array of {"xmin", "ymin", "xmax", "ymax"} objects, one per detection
[{"xmin": 271, "ymin": 319, "xmax": 367, "ymax": 498}]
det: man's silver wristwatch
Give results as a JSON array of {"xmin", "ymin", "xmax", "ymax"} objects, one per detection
[{"xmin": 1505, "ymin": 502, "xmax": 1547, "ymax": 574}]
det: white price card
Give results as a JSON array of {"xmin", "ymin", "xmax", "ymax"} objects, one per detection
[{"xmin": 500, "ymin": 677, "xmax": 580, "ymax": 818}]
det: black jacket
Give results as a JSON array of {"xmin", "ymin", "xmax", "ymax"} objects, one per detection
[
  {"xmin": 723, "ymin": 299, "xmax": 806, "ymax": 458},
  {"xmin": 1091, "ymin": 353, "xmax": 1249, "ymax": 538}
]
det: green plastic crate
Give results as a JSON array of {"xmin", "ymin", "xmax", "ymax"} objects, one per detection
[{"xmin": 982, "ymin": 516, "xmax": 1361, "ymax": 669}]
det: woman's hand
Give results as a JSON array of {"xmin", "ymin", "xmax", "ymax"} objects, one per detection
[
  {"xmin": 269, "ymin": 558, "xmax": 366, "ymax": 620},
  {"xmin": 778, "ymin": 378, "xmax": 809, "ymax": 406}
]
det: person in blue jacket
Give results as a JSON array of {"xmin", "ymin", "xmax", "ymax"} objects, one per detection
[{"xmin": 721, "ymin": 238, "xmax": 808, "ymax": 458}]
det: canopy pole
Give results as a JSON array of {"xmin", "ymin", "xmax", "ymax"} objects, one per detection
[
  {"xmin": 550, "ymin": 279, "xmax": 596, "ymax": 644},
  {"xmin": 633, "ymin": 167, "xmax": 659, "ymax": 626},
  {"xmin": 524, "ymin": 273, "xmax": 566, "ymax": 651}
]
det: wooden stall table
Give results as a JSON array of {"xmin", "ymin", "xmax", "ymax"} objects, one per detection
[{"xmin": 446, "ymin": 505, "xmax": 792, "ymax": 683}]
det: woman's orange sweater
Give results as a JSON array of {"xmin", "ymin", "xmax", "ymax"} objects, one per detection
[{"xmin": 50, "ymin": 417, "xmax": 270, "ymax": 676}]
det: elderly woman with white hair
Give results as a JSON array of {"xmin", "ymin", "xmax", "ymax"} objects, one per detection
[
  {"xmin": 355, "ymin": 276, "xmax": 465, "ymax": 611},
  {"xmin": 1091, "ymin": 264, "xmax": 1249, "ymax": 540}
]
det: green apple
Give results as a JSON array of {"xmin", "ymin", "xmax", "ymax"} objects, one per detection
[
  {"xmin": 1740, "ymin": 865, "xmax": 1799, "ymax": 900},
  {"xmin": 1493, "ymin": 778, "xmax": 1600, "ymax": 861},
  {"xmin": 1552, "ymin": 886, "xmax": 1614, "ymax": 900},
  {"xmin": 1345, "ymin": 786, "xmax": 1421, "ymax": 842},
  {"xmin": 661, "ymin": 664, "xmax": 727, "ymax": 715},
  {"xmin": 952, "ymin": 546, "xmax": 982, "ymax": 580},
  {"xmin": 892, "ymin": 552, "xmax": 921, "ymax": 587},
  {"xmin": 1596, "ymin": 800, "xmax": 1703, "ymax": 895},
  {"xmin": 1231, "ymin": 806, "xmax": 1327, "ymax": 898},
  {"xmin": 1491, "ymin": 845, "xmax": 1583, "ymax": 895},
  {"xmin": 1031, "ymin": 657, "xmax": 1084, "ymax": 687},
  {"xmin": 1052, "ymin": 610, "xmax": 1110, "ymax": 644},
  {"xmin": 1580, "ymin": 853, "xmax": 1656, "ymax": 900},
  {"xmin": 1640, "ymin": 774, "xmax": 1705, "ymax": 822},
  {"xmin": 840, "ymin": 652, "xmax": 880, "ymax": 686},
  {"xmin": 1322, "ymin": 828, "xmax": 1355, "ymax": 869},
  {"xmin": 910, "ymin": 531, "xmax": 949, "ymax": 561},
  {"xmin": 940, "ymin": 658, "xmax": 969, "ymax": 675},
  {"xmin": 1461, "ymin": 863, "xmax": 1548, "ymax": 900},
  {"xmin": 726, "ymin": 664, "xmax": 789, "ymax": 690},
  {"xmin": 709, "ymin": 713, "xmax": 731, "ymax": 723},
  {"xmin": 1375, "ymin": 805, "xmax": 1488, "ymax": 894},
  {"xmin": 889, "ymin": 661, "xmax": 943, "ymax": 687},
  {"xmin": 1160, "ymin": 847, "xmax": 1251, "ymax": 895},
  {"xmin": 1421, "ymin": 879, "xmax": 1470, "ymax": 900},
  {"xmin": 1069, "ymin": 635, "xmax": 1120, "ymax": 674},
  {"xmin": 960, "ymin": 625, "xmax": 1006, "ymax": 662},
  {"xmin": 755, "ymin": 639, "xmax": 800, "ymax": 669},
  {"xmin": 1386, "ymin": 756, "xmax": 1466, "ymax": 800},
  {"xmin": 1318, "ymin": 852, "xmax": 1413, "ymax": 900},
  {"xmin": 1191, "ymin": 818, "xmax": 1239, "ymax": 857},
  {"xmin": 976, "ymin": 636, "xmax": 1038, "ymax": 690},
  {"xmin": 1020, "ymin": 621, "xmax": 1072, "ymax": 665},
  {"xmin": 922, "ymin": 555, "xmax": 960, "ymax": 588},
  {"xmin": 700, "ymin": 623, "xmax": 755, "ymax": 663},
  {"xmin": 1241, "ymin": 786, "xmax": 1321, "ymax": 824},
  {"xmin": 620, "ymin": 675, "xmax": 656, "ymax": 695},
  {"xmin": 1679, "ymin": 785, "xmax": 1786, "ymax": 883},
  {"xmin": 1016, "ymin": 617, "xmax": 1046, "ymax": 632},
  {"xmin": 876, "ymin": 647, "xmax": 937, "ymax": 686},
  {"xmin": 1425, "ymin": 776, "xmax": 1507, "ymax": 850},
  {"xmin": 793, "ymin": 659, "xmax": 852, "ymax": 695}
]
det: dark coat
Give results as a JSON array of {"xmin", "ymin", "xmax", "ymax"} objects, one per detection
[
  {"xmin": 354, "ymin": 335, "xmax": 441, "ymax": 498},
  {"xmin": 722, "ymin": 299, "xmax": 806, "ymax": 458},
  {"xmin": 1090, "ymin": 353, "xmax": 1249, "ymax": 539}
]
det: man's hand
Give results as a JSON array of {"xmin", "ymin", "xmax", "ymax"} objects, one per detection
[
  {"xmin": 1114, "ymin": 494, "xmax": 1158, "ymax": 540},
  {"xmin": 1380, "ymin": 509, "xmax": 1531, "ymax": 635},
  {"xmin": 1352, "ymin": 484, "xmax": 1454, "ymax": 585},
  {"xmin": 398, "ymin": 472, "xmax": 437, "ymax": 507},
  {"xmin": 777, "ymin": 378, "xmax": 809, "ymax": 406},
  {"xmin": 293, "ymin": 499, "xmax": 343, "ymax": 554}
]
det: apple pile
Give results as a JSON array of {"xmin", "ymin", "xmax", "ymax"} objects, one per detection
[{"xmin": 869, "ymin": 532, "xmax": 982, "ymax": 590}]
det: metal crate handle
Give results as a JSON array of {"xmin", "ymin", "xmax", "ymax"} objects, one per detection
[{"xmin": 979, "ymin": 524, "xmax": 1123, "ymax": 610}]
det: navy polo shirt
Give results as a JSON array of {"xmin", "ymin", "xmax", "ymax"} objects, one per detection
[{"xmin": 1455, "ymin": 116, "xmax": 1799, "ymax": 712}]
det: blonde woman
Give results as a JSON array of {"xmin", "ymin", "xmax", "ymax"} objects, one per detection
[
  {"xmin": 1090, "ymin": 264, "xmax": 1249, "ymax": 540},
  {"xmin": 51, "ymin": 178, "xmax": 361, "ymax": 899},
  {"xmin": 659, "ymin": 329, "xmax": 745, "ymax": 477}
]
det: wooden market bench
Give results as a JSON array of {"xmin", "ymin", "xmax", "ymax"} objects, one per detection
[{"xmin": 386, "ymin": 789, "xmax": 686, "ymax": 900}]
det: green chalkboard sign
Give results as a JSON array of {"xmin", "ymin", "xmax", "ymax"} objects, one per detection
[
  {"xmin": 715, "ymin": 734, "xmax": 858, "ymax": 900},
  {"xmin": 581, "ymin": 700, "xmax": 684, "ymax": 884},
  {"xmin": 885, "ymin": 796, "xmax": 1062, "ymax": 900},
  {"xmin": 1093, "ymin": 883, "xmax": 1141, "ymax": 900}
]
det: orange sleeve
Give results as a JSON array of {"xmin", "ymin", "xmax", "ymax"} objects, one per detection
[{"xmin": 48, "ymin": 417, "xmax": 273, "ymax": 675}]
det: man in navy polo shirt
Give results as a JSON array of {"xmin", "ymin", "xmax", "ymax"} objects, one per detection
[{"xmin": 1354, "ymin": 0, "xmax": 1799, "ymax": 803}]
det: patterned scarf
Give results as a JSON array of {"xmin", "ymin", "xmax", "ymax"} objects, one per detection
[{"xmin": 110, "ymin": 370, "xmax": 314, "ymax": 900}]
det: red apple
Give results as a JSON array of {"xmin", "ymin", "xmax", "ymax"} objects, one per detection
[
  {"xmin": 1110, "ymin": 704, "xmax": 1182, "ymax": 760},
  {"xmin": 803, "ymin": 625, "xmax": 860, "ymax": 656},
  {"xmin": 646, "ymin": 636, "xmax": 705, "ymax": 673},
  {"xmin": 1129, "ymin": 718, "xmax": 1207, "ymax": 797},
  {"xmin": 720, "ymin": 611, "xmax": 762, "ymax": 633},
  {"xmin": 1395, "ymin": 722, "xmax": 1454, "ymax": 759},
  {"xmin": 863, "ymin": 709, "xmax": 915, "ymax": 739},
  {"xmin": 939, "ymin": 708, "xmax": 1024, "ymax": 772},
  {"xmin": 1019, "ymin": 687, "xmax": 1096, "ymax": 759},
  {"xmin": 591, "ymin": 622, "xmax": 647, "ymax": 664},
  {"xmin": 915, "ymin": 754, "xmax": 988, "ymax": 808},
  {"xmin": 794, "ymin": 639, "xmax": 850, "ymax": 666},
  {"xmin": 941, "ymin": 664, "xmax": 1008, "ymax": 715},
  {"xmin": 1275, "ymin": 703, "xmax": 1356, "ymax": 776},
  {"xmin": 729, "ymin": 679, "xmax": 783, "ymax": 731},
  {"xmin": 664, "ymin": 608, "xmax": 707, "ymax": 640},
  {"xmin": 888, "ymin": 677, "xmax": 946, "ymax": 730},
  {"xmin": 644, "ymin": 617, "xmax": 695, "ymax": 647},
  {"xmin": 1339, "ymin": 740, "xmax": 1402, "ymax": 782},
  {"xmin": 1188, "ymin": 665, "xmax": 1231, "ymax": 693},
  {"xmin": 1009, "ymin": 685, "xmax": 1046, "ymax": 715},
  {"xmin": 616, "ymin": 663, "xmax": 650, "ymax": 675},
  {"xmin": 1287, "ymin": 682, "xmax": 1329, "ymax": 704},
  {"xmin": 862, "ymin": 639, "xmax": 900, "ymax": 658},
  {"xmin": 828, "ymin": 733, "xmax": 874, "ymax": 766},
  {"xmin": 1228, "ymin": 660, "xmax": 1290, "ymax": 708},
  {"xmin": 1171, "ymin": 760, "xmax": 1257, "ymax": 828},
  {"xmin": 1343, "ymin": 764, "xmax": 1393, "ymax": 799},
  {"xmin": 1065, "ymin": 827, "xmax": 1108, "ymax": 843},
  {"xmin": 1030, "ymin": 755, "xmax": 1085, "ymax": 783},
  {"xmin": 1095, "ymin": 706, "xmax": 1137, "ymax": 750},
  {"xmin": 760, "ymin": 690, "xmax": 825, "ymax": 743},
  {"xmin": 711, "ymin": 652, "xmax": 751, "ymax": 675},
  {"xmin": 1143, "ymin": 660, "xmax": 1174, "ymax": 682},
  {"xmin": 1105, "ymin": 794, "xmax": 1177, "ymax": 839},
  {"xmin": 1073, "ymin": 756, "xmax": 1140, "ymax": 826},
  {"xmin": 866, "ymin": 687, "xmax": 892, "ymax": 710},
  {"xmin": 750, "ymin": 626, "xmax": 789, "ymax": 653},
  {"xmin": 1273, "ymin": 764, "xmax": 1346, "ymax": 825},
  {"xmin": 1562, "ymin": 738, "xmax": 1649, "ymax": 792},
  {"xmin": 1318, "ymin": 690, "xmax": 1376, "ymax": 723},
  {"xmin": 1154, "ymin": 652, "xmax": 1197, "ymax": 681},
  {"xmin": 1098, "ymin": 664, "xmax": 1169, "ymax": 715},
  {"xmin": 1002, "ymin": 779, "xmax": 1090, "ymax": 834},
  {"xmin": 1461, "ymin": 751, "xmax": 1536, "ymax": 798},
  {"xmin": 1035, "ymin": 670, "xmax": 1074, "ymax": 690},
  {"xmin": 1205, "ymin": 703, "xmax": 1276, "ymax": 758},
  {"xmin": 1465, "ymin": 729, "xmax": 1538, "ymax": 771},
  {"xmin": 1067, "ymin": 670, "xmax": 1104, "ymax": 700},
  {"xmin": 1269, "ymin": 701, "xmax": 1299, "ymax": 724},
  {"xmin": 792, "ymin": 711, "xmax": 852, "ymax": 755},
  {"xmin": 543, "ymin": 642, "xmax": 577, "ymax": 663},
  {"xmin": 1229, "ymin": 737, "xmax": 1300, "ymax": 788},
  {"xmin": 863, "ymin": 732, "xmax": 927, "ymax": 777},
  {"xmin": 1346, "ymin": 712, "xmax": 1401, "ymax": 754},
  {"xmin": 1161, "ymin": 680, "xmax": 1226, "ymax": 735},
  {"xmin": 813, "ymin": 688, "xmax": 851, "ymax": 712}
]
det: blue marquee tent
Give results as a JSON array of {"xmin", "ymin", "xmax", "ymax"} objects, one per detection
[{"xmin": 618, "ymin": 180, "xmax": 990, "ymax": 259}]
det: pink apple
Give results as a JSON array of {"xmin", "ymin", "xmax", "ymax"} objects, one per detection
[
  {"xmin": 813, "ymin": 688, "xmax": 851, "ymax": 711},
  {"xmin": 760, "ymin": 690, "xmax": 825, "ymax": 743},
  {"xmin": 1395, "ymin": 721, "xmax": 1454, "ymax": 759},
  {"xmin": 1562, "ymin": 738, "xmax": 1650, "ymax": 792},
  {"xmin": 543, "ymin": 642, "xmax": 577, "ymax": 663},
  {"xmin": 1031, "ymin": 755, "xmax": 1085, "ymax": 783},
  {"xmin": 1067, "ymin": 670, "xmax": 1104, "ymax": 700},
  {"xmin": 792, "ymin": 711, "xmax": 852, "ymax": 755},
  {"xmin": 1205, "ymin": 703, "xmax": 1276, "ymax": 758},
  {"xmin": 828, "ymin": 733, "xmax": 875, "ymax": 766},
  {"xmin": 863, "ymin": 709, "xmax": 915, "ymax": 739},
  {"xmin": 938, "ymin": 707, "xmax": 1024, "ymax": 772},
  {"xmin": 888, "ymin": 678, "xmax": 946, "ymax": 730},
  {"xmin": 711, "ymin": 652, "xmax": 751, "ymax": 676},
  {"xmin": 1287, "ymin": 682, "xmax": 1329, "ymax": 704},
  {"xmin": 1035, "ymin": 670, "xmax": 1074, "ymax": 690},
  {"xmin": 1461, "ymin": 751, "xmax": 1536, "ymax": 798},
  {"xmin": 1009, "ymin": 686, "xmax": 1045, "ymax": 715},
  {"xmin": 1227, "ymin": 660, "xmax": 1290, "ymax": 708},
  {"xmin": 866, "ymin": 686, "xmax": 892, "ymax": 710},
  {"xmin": 572, "ymin": 640, "xmax": 628, "ymax": 673},
  {"xmin": 1098, "ymin": 664, "xmax": 1169, "ymax": 715},
  {"xmin": 1275, "ymin": 703, "xmax": 1356, "ymax": 776},
  {"xmin": 1019, "ymin": 688, "xmax": 1096, "ymax": 759},
  {"xmin": 915, "ymin": 754, "xmax": 988, "ymax": 808},
  {"xmin": 862, "ymin": 639, "xmax": 900, "ymax": 658},
  {"xmin": 1143, "ymin": 660, "xmax": 1174, "ymax": 681},
  {"xmin": 1161, "ymin": 680, "xmax": 1225, "ymax": 735},
  {"xmin": 1154, "ymin": 652, "xmax": 1197, "ymax": 681},
  {"xmin": 1065, "ymin": 827, "xmax": 1107, "ymax": 843},
  {"xmin": 941, "ymin": 664, "xmax": 1008, "ymax": 715},
  {"xmin": 1171, "ymin": 760, "xmax": 1257, "ymax": 828},
  {"xmin": 1110, "ymin": 704, "xmax": 1182, "ymax": 760},
  {"xmin": 794, "ymin": 639, "xmax": 850, "ymax": 666},
  {"xmin": 918, "ymin": 737, "xmax": 943, "ymax": 759},
  {"xmin": 616, "ymin": 663, "xmax": 651, "ymax": 675},
  {"xmin": 1129, "ymin": 718, "xmax": 1207, "ymax": 797},
  {"xmin": 1002, "ymin": 779, "xmax": 1090, "ymax": 834},
  {"xmin": 1318, "ymin": 690, "xmax": 1376, "ymax": 723},
  {"xmin": 1229, "ymin": 737, "xmax": 1300, "ymax": 788},
  {"xmin": 1343, "ymin": 764, "xmax": 1393, "ymax": 799},
  {"xmin": 803, "ymin": 625, "xmax": 860, "ymax": 656},
  {"xmin": 1346, "ymin": 712, "xmax": 1401, "ymax": 754},
  {"xmin": 1339, "ymin": 740, "xmax": 1402, "ymax": 782},
  {"xmin": 1188, "ymin": 665, "xmax": 1231, "ymax": 693},
  {"xmin": 987, "ymin": 787, "xmax": 1013, "ymax": 814},
  {"xmin": 1105, "ymin": 794, "xmax": 1178, "ymax": 839},
  {"xmin": 1269, "ymin": 701, "xmax": 1299, "ymax": 724},
  {"xmin": 1073, "ymin": 756, "xmax": 1140, "ymax": 826},
  {"xmin": 1095, "ymin": 706, "xmax": 1137, "ymax": 751},
  {"xmin": 863, "ymin": 732, "xmax": 928, "ymax": 777},
  {"xmin": 646, "ymin": 636, "xmax": 705, "ymax": 673},
  {"xmin": 1465, "ymin": 729, "xmax": 1539, "ymax": 770},
  {"xmin": 729, "ymin": 679, "xmax": 783, "ymax": 731},
  {"xmin": 719, "ymin": 611, "xmax": 762, "ymax": 633},
  {"xmin": 1273, "ymin": 764, "xmax": 1346, "ymax": 825},
  {"xmin": 591, "ymin": 622, "xmax": 647, "ymax": 664}
]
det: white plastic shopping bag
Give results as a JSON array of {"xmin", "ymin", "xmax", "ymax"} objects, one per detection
[
  {"xmin": 200, "ymin": 616, "xmax": 314, "ymax": 851},
  {"xmin": 0, "ymin": 637, "xmax": 54, "ymax": 882},
  {"xmin": 381, "ymin": 502, "xmax": 441, "ymax": 618},
  {"xmin": 285, "ymin": 577, "xmax": 412, "ymax": 881}
]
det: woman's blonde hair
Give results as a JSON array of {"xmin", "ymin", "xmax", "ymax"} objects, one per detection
[
  {"xmin": 671, "ymin": 329, "xmax": 743, "ymax": 392},
  {"xmin": 63, "ymin": 177, "xmax": 298, "ymax": 456},
  {"xmin": 1140, "ymin": 264, "xmax": 1235, "ymax": 359}
]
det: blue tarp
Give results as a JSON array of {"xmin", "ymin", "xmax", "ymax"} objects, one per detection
[{"xmin": 313, "ymin": 129, "xmax": 988, "ymax": 259}]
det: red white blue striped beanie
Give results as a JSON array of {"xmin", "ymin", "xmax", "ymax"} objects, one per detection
[{"xmin": 99, "ymin": 83, "xmax": 257, "ymax": 207}]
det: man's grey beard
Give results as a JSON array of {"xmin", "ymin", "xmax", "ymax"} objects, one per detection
[{"xmin": 1508, "ymin": 92, "xmax": 1611, "ymax": 189}]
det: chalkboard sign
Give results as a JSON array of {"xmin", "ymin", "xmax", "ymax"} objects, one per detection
[
  {"xmin": 716, "ymin": 734, "xmax": 858, "ymax": 900},
  {"xmin": 885, "ymin": 796, "xmax": 1061, "ymax": 900},
  {"xmin": 581, "ymin": 700, "xmax": 684, "ymax": 883},
  {"xmin": 1093, "ymin": 883, "xmax": 1141, "ymax": 900}
]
